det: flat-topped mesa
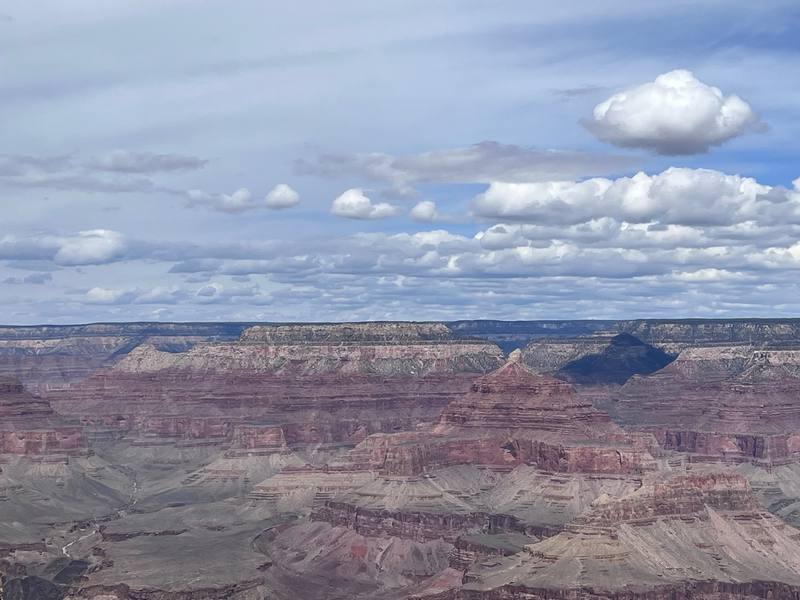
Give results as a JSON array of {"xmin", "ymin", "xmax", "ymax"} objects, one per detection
[
  {"xmin": 619, "ymin": 319, "xmax": 800, "ymax": 350},
  {"xmin": 54, "ymin": 326, "xmax": 503, "ymax": 446},
  {"xmin": 240, "ymin": 322, "xmax": 454, "ymax": 343},
  {"xmin": 109, "ymin": 335, "xmax": 503, "ymax": 377},
  {"xmin": 0, "ymin": 377, "xmax": 87, "ymax": 456},
  {"xmin": 437, "ymin": 353, "xmax": 617, "ymax": 435}
]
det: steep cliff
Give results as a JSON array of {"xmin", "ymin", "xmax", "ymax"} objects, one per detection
[
  {"xmin": 0, "ymin": 377, "xmax": 86, "ymax": 456},
  {"xmin": 456, "ymin": 471, "xmax": 800, "ymax": 599},
  {"xmin": 614, "ymin": 347, "xmax": 800, "ymax": 462}
]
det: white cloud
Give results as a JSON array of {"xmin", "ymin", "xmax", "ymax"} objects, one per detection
[
  {"xmin": 80, "ymin": 281, "xmax": 264, "ymax": 307},
  {"xmin": 672, "ymin": 268, "xmax": 751, "ymax": 283},
  {"xmin": 264, "ymin": 183, "xmax": 300, "ymax": 209},
  {"xmin": 410, "ymin": 200, "xmax": 438, "ymax": 222},
  {"xmin": 85, "ymin": 286, "xmax": 133, "ymax": 304},
  {"xmin": 187, "ymin": 185, "xmax": 300, "ymax": 212},
  {"xmin": 330, "ymin": 188, "xmax": 399, "ymax": 219},
  {"xmin": 54, "ymin": 229, "xmax": 127, "ymax": 265},
  {"xmin": 585, "ymin": 70, "xmax": 761, "ymax": 154},
  {"xmin": 187, "ymin": 187, "xmax": 255, "ymax": 213},
  {"xmin": 471, "ymin": 167, "xmax": 791, "ymax": 227}
]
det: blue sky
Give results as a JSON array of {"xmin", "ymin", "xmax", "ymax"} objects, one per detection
[{"xmin": 2, "ymin": 1, "xmax": 800, "ymax": 323}]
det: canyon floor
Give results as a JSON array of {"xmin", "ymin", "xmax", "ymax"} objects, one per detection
[{"xmin": 4, "ymin": 320, "xmax": 800, "ymax": 599}]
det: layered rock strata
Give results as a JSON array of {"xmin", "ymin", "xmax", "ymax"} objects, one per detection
[
  {"xmin": 51, "ymin": 324, "xmax": 505, "ymax": 450},
  {"xmin": 0, "ymin": 377, "xmax": 87, "ymax": 456},
  {"xmin": 453, "ymin": 471, "xmax": 800, "ymax": 599},
  {"xmin": 331, "ymin": 354, "xmax": 653, "ymax": 478},
  {"xmin": 306, "ymin": 356, "xmax": 651, "ymax": 548},
  {"xmin": 615, "ymin": 347, "xmax": 800, "ymax": 463},
  {"xmin": 0, "ymin": 322, "xmax": 248, "ymax": 392}
]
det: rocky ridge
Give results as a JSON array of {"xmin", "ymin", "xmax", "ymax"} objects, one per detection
[
  {"xmin": 3, "ymin": 320, "xmax": 800, "ymax": 599},
  {"xmin": 452, "ymin": 472, "xmax": 800, "ymax": 599}
]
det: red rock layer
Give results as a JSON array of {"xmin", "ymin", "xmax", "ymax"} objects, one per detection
[
  {"xmin": 332, "ymin": 357, "xmax": 652, "ymax": 477},
  {"xmin": 437, "ymin": 360, "xmax": 618, "ymax": 436},
  {"xmin": 0, "ymin": 377, "xmax": 53, "ymax": 419},
  {"xmin": 343, "ymin": 433, "xmax": 650, "ymax": 477},
  {"xmin": 56, "ymin": 373, "xmax": 478, "ymax": 448},
  {"xmin": 617, "ymin": 349, "xmax": 800, "ymax": 462},
  {"xmin": 50, "ymin": 323, "xmax": 503, "ymax": 449},
  {"xmin": 0, "ymin": 376, "xmax": 88, "ymax": 456}
]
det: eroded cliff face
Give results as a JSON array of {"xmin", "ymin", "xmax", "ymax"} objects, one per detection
[
  {"xmin": 241, "ymin": 322, "xmax": 453, "ymax": 343},
  {"xmin": 3, "ymin": 320, "xmax": 800, "ymax": 599},
  {"xmin": 614, "ymin": 346, "xmax": 800, "ymax": 463},
  {"xmin": 619, "ymin": 319, "xmax": 800, "ymax": 349},
  {"xmin": 0, "ymin": 323, "xmax": 248, "ymax": 393},
  {"xmin": 0, "ymin": 377, "xmax": 87, "ymax": 456},
  {"xmin": 294, "ymin": 355, "xmax": 651, "ymax": 559},
  {"xmin": 50, "ymin": 325, "xmax": 504, "ymax": 456},
  {"xmin": 112, "ymin": 338, "xmax": 502, "ymax": 377},
  {"xmin": 448, "ymin": 318, "xmax": 800, "ymax": 353},
  {"xmin": 455, "ymin": 471, "xmax": 800, "ymax": 600}
]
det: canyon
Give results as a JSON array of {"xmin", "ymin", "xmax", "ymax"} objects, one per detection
[{"xmin": 2, "ymin": 320, "xmax": 800, "ymax": 599}]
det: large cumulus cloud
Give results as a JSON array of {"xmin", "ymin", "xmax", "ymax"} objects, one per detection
[
  {"xmin": 472, "ymin": 168, "xmax": 796, "ymax": 227},
  {"xmin": 584, "ymin": 70, "xmax": 762, "ymax": 155}
]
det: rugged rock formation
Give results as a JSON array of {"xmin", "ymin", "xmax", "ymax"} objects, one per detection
[
  {"xmin": 334, "ymin": 354, "xmax": 652, "ymax": 478},
  {"xmin": 0, "ymin": 323, "xmax": 247, "ymax": 392},
  {"xmin": 614, "ymin": 347, "xmax": 800, "ymax": 462},
  {"xmin": 0, "ymin": 377, "xmax": 86, "ymax": 456},
  {"xmin": 304, "ymin": 355, "xmax": 651, "ymax": 548},
  {"xmin": 454, "ymin": 471, "xmax": 800, "ymax": 599},
  {"xmin": 437, "ymin": 355, "xmax": 619, "ymax": 434},
  {"xmin": 257, "ymin": 520, "xmax": 454, "ymax": 600},
  {"xmin": 3, "ymin": 319, "xmax": 800, "ymax": 599},
  {"xmin": 51, "ymin": 324, "xmax": 504, "ymax": 456},
  {"xmin": 449, "ymin": 533, "xmax": 535, "ymax": 571}
]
